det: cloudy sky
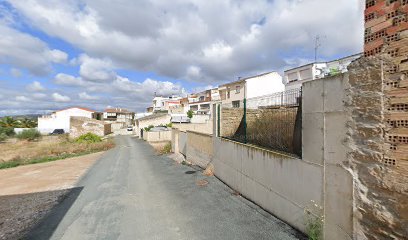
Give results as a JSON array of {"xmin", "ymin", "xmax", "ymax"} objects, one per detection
[{"xmin": 0, "ymin": 0, "xmax": 364, "ymax": 116}]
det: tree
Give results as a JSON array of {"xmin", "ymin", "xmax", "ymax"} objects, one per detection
[
  {"xmin": 0, "ymin": 116, "xmax": 18, "ymax": 128},
  {"xmin": 19, "ymin": 118, "xmax": 37, "ymax": 128},
  {"xmin": 187, "ymin": 110, "xmax": 194, "ymax": 119}
]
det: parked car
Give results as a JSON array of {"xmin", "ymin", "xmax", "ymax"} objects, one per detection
[
  {"xmin": 127, "ymin": 126, "xmax": 133, "ymax": 131},
  {"xmin": 50, "ymin": 129, "xmax": 65, "ymax": 135}
]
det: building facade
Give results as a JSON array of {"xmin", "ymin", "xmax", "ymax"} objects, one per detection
[
  {"xmin": 103, "ymin": 108, "xmax": 134, "ymax": 127},
  {"xmin": 219, "ymin": 72, "xmax": 284, "ymax": 107},
  {"xmin": 38, "ymin": 107, "xmax": 95, "ymax": 134},
  {"xmin": 284, "ymin": 54, "xmax": 362, "ymax": 90}
]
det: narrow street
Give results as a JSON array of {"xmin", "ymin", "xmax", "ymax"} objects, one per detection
[{"xmin": 27, "ymin": 136, "xmax": 305, "ymax": 240}]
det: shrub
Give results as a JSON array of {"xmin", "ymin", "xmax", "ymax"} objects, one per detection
[
  {"xmin": 144, "ymin": 125, "xmax": 154, "ymax": 132},
  {"xmin": 0, "ymin": 133, "xmax": 7, "ymax": 142},
  {"xmin": 166, "ymin": 123, "xmax": 173, "ymax": 128},
  {"xmin": 187, "ymin": 110, "xmax": 194, "ymax": 119},
  {"xmin": 16, "ymin": 129, "xmax": 41, "ymax": 141},
  {"xmin": 0, "ymin": 127, "xmax": 15, "ymax": 136},
  {"xmin": 304, "ymin": 200, "xmax": 324, "ymax": 240},
  {"xmin": 160, "ymin": 142, "xmax": 172, "ymax": 154},
  {"xmin": 75, "ymin": 133, "xmax": 102, "ymax": 143}
]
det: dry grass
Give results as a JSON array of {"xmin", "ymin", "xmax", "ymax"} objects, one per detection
[
  {"xmin": 0, "ymin": 135, "xmax": 115, "ymax": 169},
  {"xmin": 247, "ymin": 108, "xmax": 297, "ymax": 152},
  {"xmin": 149, "ymin": 141, "xmax": 172, "ymax": 155}
]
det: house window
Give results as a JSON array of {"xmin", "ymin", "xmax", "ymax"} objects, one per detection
[
  {"xmin": 236, "ymin": 86, "xmax": 240, "ymax": 94},
  {"xmin": 199, "ymin": 96, "xmax": 205, "ymax": 101},
  {"xmin": 227, "ymin": 88, "xmax": 231, "ymax": 99},
  {"xmin": 232, "ymin": 100, "xmax": 240, "ymax": 108}
]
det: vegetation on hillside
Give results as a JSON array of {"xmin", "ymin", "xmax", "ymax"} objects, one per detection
[{"xmin": 0, "ymin": 116, "xmax": 37, "ymax": 128}]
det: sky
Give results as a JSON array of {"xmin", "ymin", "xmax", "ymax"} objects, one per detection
[{"xmin": 0, "ymin": 0, "xmax": 364, "ymax": 116}]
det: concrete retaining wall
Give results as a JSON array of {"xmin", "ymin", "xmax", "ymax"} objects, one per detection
[
  {"xmin": 172, "ymin": 122, "xmax": 212, "ymax": 135},
  {"xmin": 14, "ymin": 128, "xmax": 37, "ymax": 134},
  {"xmin": 212, "ymin": 137, "xmax": 322, "ymax": 233},
  {"xmin": 169, "ymin": 74, "xmax": 352, "ymax": 238},
  {"xmin": 143, "ymin": 130, "xmax": 172, "ymax": 142},
  {"xmin": 186, "ymin": 131, "xmax": 213, "ymax": 168},
  {"xmin": 190, "ymin": 114, "xmax": 211, "ymax": 124},
  {"xmin": 179, "ymin": 131, "xmax": 187, "ymax": 156}
]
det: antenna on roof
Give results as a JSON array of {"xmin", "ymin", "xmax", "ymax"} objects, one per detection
[
  {"xmin": 314, "ymin": 35, "xmax": 326, "ymax": 62},
  {"xmin": 154, "ymin": 91, "xmax": 156, "ymax": 97}
]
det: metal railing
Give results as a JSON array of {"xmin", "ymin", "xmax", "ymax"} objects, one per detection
[{"xmin": 220, "ymin": 88, "xmax": 302, "ymax": 157}]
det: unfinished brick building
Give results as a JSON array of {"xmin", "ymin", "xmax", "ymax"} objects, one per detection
[
  {"xmin": 365, "ymin": 0, "xmax": 408, "ymax": 168},
  {"xmin": 359, "ymin": 0, "xmax": 408, "ymax": 239}
]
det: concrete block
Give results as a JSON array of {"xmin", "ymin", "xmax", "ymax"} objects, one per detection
[
  {"xmin": 324, "ymin": 112, "xmax": 347, "ymax": 165},
  {"xmin": 303, "ymin": 79, "xmax": 324, "ymax": 113},
  {"xmin": 302, "ymin": 113, "xmax": 324, "ymax": 165},
  {"xmin": 324, "ymin": 164, "xmax": 353, "ymax": 240},
  {"xmin": 323, "ymin": 76, "xmax": 346, "ymax": 112}
]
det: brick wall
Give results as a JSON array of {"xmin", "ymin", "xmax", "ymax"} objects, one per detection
[{"xmin": 363, "ymin": 2, "xmax": 408, "ymax": 238}]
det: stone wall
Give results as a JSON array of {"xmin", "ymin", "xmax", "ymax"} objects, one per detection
[
  {"xmin": 346, "ymin": 57, "xmax": 408, "ymax": 239},
  {"xmin": 70, "ymin": 117, "xmax": 110, "ymax": 139}
]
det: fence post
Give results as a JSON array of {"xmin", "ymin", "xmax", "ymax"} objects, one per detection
[
  {"xmin": 217, "ymin": 104, "xmax": 221, "ymax": 137},
  {"xmin": 243, "ymin": 98, "xmax": 247, "ymax": 144}
]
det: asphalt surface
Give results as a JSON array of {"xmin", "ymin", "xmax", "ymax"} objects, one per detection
[{"xmin": 28, "ymin": 136, "xmax": 305, "ymax": 240}]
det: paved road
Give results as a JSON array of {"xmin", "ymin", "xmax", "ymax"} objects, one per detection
[{"xmin": 28, "ymin": 136, "xmax": 305, "ymax": 240}]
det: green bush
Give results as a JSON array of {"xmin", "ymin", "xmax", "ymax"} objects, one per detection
[
  {"xmin": 166, "ymin": 123, "xmax": 173, "ymax": 128},
  {"xmin": 75, "ymin": 133, "xmax": 102, "ymax": 143},
  {"xmin": 0, "ymin": 133, "xmax": 7, "ymax": 142},
  {"xmin": 16, "ymin": 129, "xmax": 41, "ymax": 141},
  {"xmin": 0, "ymin": 127, "xmax": 15, "ymax": 136},
  {"xmin": 144, "ymin": 125, "xmax": 154, "ymax": 132},
  {"xmin": 187, "ymin": 110, "xmax": 194, "ymax": 119}
]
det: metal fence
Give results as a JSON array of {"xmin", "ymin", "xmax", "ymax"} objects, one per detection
[{"xmin": 220, "ymin": 88, "xmax": 302, "ymax": 157}]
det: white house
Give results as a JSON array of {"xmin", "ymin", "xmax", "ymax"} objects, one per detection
[
  {"xmin": 151, "ymin": 96, "xmax": 182, "ymax": 112},
  {"xmin": 218, "ymin": 71, "xmax": 285, "ymax": 107},
  {"xmin": 38, "ymin": 107, "xmax": 95, "ymax": 134},
  {"xmin": 284, "ymin": 53, "xmax": 362, "ymax": 90}
]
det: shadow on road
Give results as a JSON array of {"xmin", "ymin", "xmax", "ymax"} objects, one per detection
[{"xmin": 5, "ymin": 187, "xmax": 84, "ymax": 240}]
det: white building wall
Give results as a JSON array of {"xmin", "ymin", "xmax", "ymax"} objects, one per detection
[
  {"xmin": 37, "ymin": 108, "xmax": 93, "ymax": 134},
  {"xmin": 246, "ymin": 72, "xmax": 284, "ymax": 98}
]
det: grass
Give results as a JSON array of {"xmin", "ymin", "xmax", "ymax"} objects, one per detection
[
  {"xmin": 0, "ymin": 138, "xmax": 115, "ymax": 170},
  {"xmin": 160, "ymin": 142, "xmax": 172, "ymax": 155}
]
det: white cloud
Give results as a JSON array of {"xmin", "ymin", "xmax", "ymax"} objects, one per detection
[
  {"xmin": 32, "ymin": 93, "xmax": 47, "ymax": 99},
  {"xmin": 52, "ymin": 93, "xmax": 71, "ymax": 102},
  {"xmin": 54, "ymin": 73, "xmax": 84, "ymax": 86},
  {"xmin": 78, "ymin": 54, "xmax": 116, "ymax": 82},
  {"xmin": 47, "ymin": 49, "xmax": 68, "ymax": 64},
  {"xmin": 6, "ymin": 0, "xmax": 364, "ymax": 82},
  {"xmin": 10, "ymin": 68, "xmax": 22, "ymax": 77},
  {"xmin": 15, "ymin": 96, "xmax": 30, "ymax": 102},
  {"xmin": 0, "ymin": 23, "xmax": 68, "ymax": 76},
  {"xmin": 26, "ymin": 81, "xmax": 46, "ymax": 92},
  {"xmin": 79, "ymin": 92, "xmax": 99, "ymax": 100}
]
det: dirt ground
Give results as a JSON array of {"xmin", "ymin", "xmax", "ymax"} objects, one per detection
[
  {"xmin": 0, "ymin": 152, "xmax": 104, "ymax": 240},
  {"xmin": 0, "ymin": 135, "xmax": 113, "ymax": 164},
  {"xmin": 0, "ymin": 135, "xmax": 67, "ymax": 162}
]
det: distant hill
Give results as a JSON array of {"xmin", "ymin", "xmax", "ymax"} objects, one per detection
[{"xmin": 0, "ymin": 114, "xmax": 41, "ymax": 120}]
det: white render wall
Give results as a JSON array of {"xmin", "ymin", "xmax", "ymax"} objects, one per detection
[
  {"xmin": 246, "ymin": 72, "xmax": 284, "ymax": 98},
  {"xmin": 38, "ymin": 108, "xmax": 93, "ymax": 134}
]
